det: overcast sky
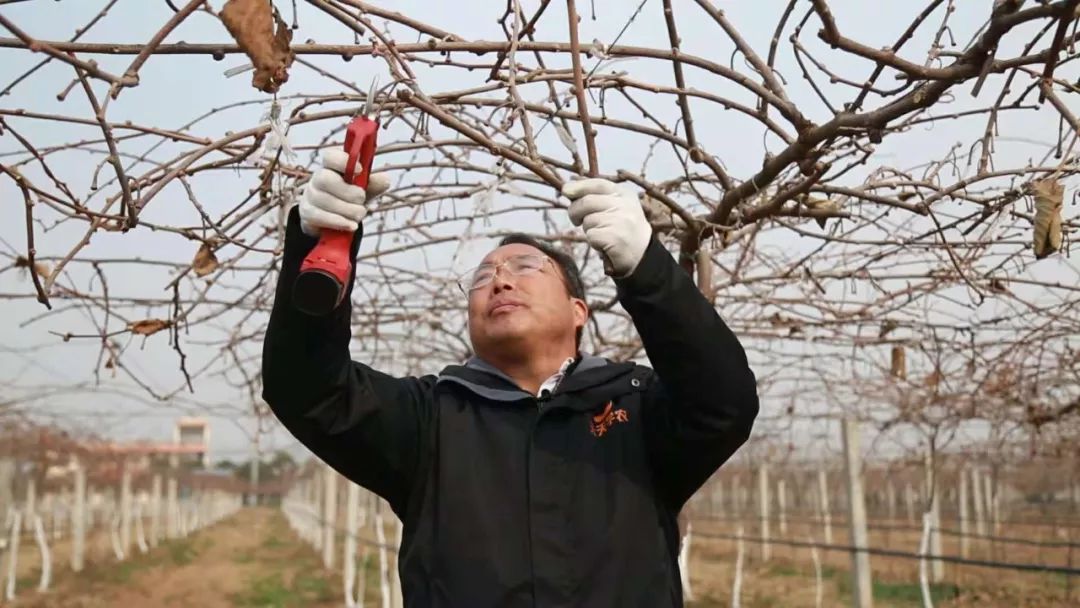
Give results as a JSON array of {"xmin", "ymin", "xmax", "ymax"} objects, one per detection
[{"xmin": 0, "ymin": 0, "xmax": 1075, "ymax": 467}]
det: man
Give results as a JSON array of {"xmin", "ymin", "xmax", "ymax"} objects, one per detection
[{"xmin": 262, "ymin": 150, "xmax": 759, "ymax": 607}]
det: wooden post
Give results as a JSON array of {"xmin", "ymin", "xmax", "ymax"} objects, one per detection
[
  {"xmin": 322, "ymin": 463, "xmax": 337, "ymax": 569},
  {"xmin": 758, "ymin": 464, "xmax": 770, "ymax": 561},
  {"xmin": 71, "ymin": 459, "xmax": 86, "ymax": 572},
  {"xmin": 818, "ymin": 469, "xmax": 833, "ymax": 544},
  {"xmin": 958, "ymin": 468, "xmax": 970, "ymax": 559},
  {"xmin": 842, "ymin": 418, "xmax": 873, "ymax": 608}
]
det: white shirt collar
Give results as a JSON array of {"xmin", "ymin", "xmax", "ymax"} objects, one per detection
[{"xmin": 537, "ymin": 356, "xmax": 576, "ymax": 397}]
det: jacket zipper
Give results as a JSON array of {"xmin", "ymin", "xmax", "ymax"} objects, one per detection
[
  {"xmin": 537, "ymin": 389, "xmax": 552, "ymax": 411},
  {"xmin": 526, "ymin": 394, "xmax": 549, "ymax": 605}
]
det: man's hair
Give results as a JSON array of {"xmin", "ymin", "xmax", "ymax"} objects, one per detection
[{"xmin": 497, "ymin": 233, "xmax": 587, "ymax": 349}]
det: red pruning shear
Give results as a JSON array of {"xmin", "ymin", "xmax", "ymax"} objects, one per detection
[{"xmin": 294, "ymin": 80, "xmax": 382, "ymax": 316}]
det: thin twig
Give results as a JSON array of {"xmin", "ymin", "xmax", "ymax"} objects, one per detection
[
  {"xmin": 0, "ymin": 13, "xmax": 135, "ymax": 86},
  {"xmin": 74, "ymin": 64, "xmax": 136, "ymax": 229},
  {"xmin": 566, "ymin": 0, "xmax": 598, "ymax": 176}
]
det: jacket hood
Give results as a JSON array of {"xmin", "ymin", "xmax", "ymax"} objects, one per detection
[{"xmin": 436, "ymin": 353, "xmax": 642, "ymax": 407}]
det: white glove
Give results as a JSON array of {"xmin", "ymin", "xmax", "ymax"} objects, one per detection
[
  {"xmin": 563, "ymin": 178, "xmax": 652, "ymax": 278},
  {"xmin": 298, "ymin": 149, "xmax": 391, "ymax": 237}
]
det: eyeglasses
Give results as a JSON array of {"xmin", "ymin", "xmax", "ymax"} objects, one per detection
[{"xmin": 456, "ymin": 254, "xmax": 555, "ymax": 294}]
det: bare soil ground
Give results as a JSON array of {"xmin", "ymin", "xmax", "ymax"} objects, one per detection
[
  {"xmin": 5, "ymin": 507, "xmax": 1076, "ymax": 607},
  {"xmin": 685, "ymin": 516, "xmax": 1078, "ymax": 607},
  {"xmin": 4, "ymin": 508, "xmax": 342, "ymax": 608}
]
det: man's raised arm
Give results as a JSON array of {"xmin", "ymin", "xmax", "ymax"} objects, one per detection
[
  {"xmin": 563, "ymin": 177, "xmax": 759, "ymax": 509},
  {"xmin": 261, "ymin": 152, "xmax": 433, "ymax": 512}
]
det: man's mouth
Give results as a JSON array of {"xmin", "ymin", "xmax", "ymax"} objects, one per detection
[{"xmin": 489, "ymin": 302, "xmax": 525, "ymax": 315}]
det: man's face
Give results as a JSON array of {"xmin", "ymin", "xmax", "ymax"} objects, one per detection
[{"xmin": 465, "ymin": 243, "xmax": 587, "ymax": 359}]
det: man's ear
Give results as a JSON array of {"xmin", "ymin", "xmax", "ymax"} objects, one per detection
[{"xmin": 572, "ymin": 297, "xmax": 589, "ymax": 331}]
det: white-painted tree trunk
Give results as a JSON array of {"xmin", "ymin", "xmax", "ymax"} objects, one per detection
[
  {"xmin": 905, "ymin": 482, "xmax": 915, "ymax": 524},
  {"xmin": 32, "ymin": 514, "xmax": 51, "ymax": 591},
  {"xmin": 918, "ymin": 510, "xmax": 934, "ymax": 608},
  {"xmin": 150, "ymin": 474, "xmax": 162, "ymax": 547},
  {"xmin": 818, "ymin": 469, "xmax": 832, "ymax": 544},
  {"xmin": 809, "ymin": 535, "xmax": 823, "ymax": 608},
  {"xmin": 958, "ymin": 468, "xmax": 969, "ymax": 559},
  {"xmin": 323, "ymin": 464, "xmax": 338, "ymax": 569},
  {"xmin": 777, "ymin": 478, "xmax": 788, "ymax": 536},
  {"xmin": 971, "ymin": 467, "xmax": 986, "ymax": 541},
  {"xmin": 375, "ymin": 503, "xmax": 391, "ymax": 608},
  {"xmin": 111, "ymin": 513, "xmax": 125, "ymax": 560},
  {"xmin": 392, "ymin": 517, "xmax": 404, "ymax": 608},
  {"xmin": 167, "ymin": 477, "xmax": 179, "ymax": 539},
  {"xmin": 357, "ymin": 548, "xmax": 370, "ymax": 608},
  {"xmin": 758, "ymin": 464, "xmax": 770, "ymax": 561},
  {"xmin": 24, "ymin": 479, "xmax": 36, "ymax": 533},
  {"xmin": 5, "ymin": 511, "xmax": 22, "ymax": 601},
  {"xmin": 731, "ymin": 524, "xmax": 744, "ymax": 608},
  {"xmin": 120, "ymin": 462, "xmax": 132, "ymax": 555},
  {"xmin": 135, "ymin": 495, "xmax": 149, "ymax": 553},
  {"xmin": 678, "ymin": 520, "xmax": 693, "ymax": 601},
  {"xmin": 345, "ymin": 482, "xmax": 360, "ymax": 608},
  {"xmin": 923, "ymin": 450, "xmax": 943, "ymax": 582},
  {"xmin": 71, "ymin": 461, "xmax": 86, "ymax": 572}
]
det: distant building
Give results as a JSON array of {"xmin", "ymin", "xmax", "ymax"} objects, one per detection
[{"xmin": 171, "ymin": 417, "xmax": 210, "ymax": 469}]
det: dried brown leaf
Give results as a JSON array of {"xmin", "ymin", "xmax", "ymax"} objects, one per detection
[
  {"xmin": 1029, "ymin": 178, "xmax": 1063, "ymax": 259},
  {"xmin": 219, "ymin": 0, "xmax": 295, "ymax": 93},
  {"xmin": 128, "ymin": 319, "xmax": 171, "ymax": 336},
  {"xmin": 890, "ymin": 346, "xmax": 906, "ymax": 380},
  {"xmin": 14, "ymin": 255, "xmax": 51, "ymax": 281},
  {"xmin": 879, "ymin": 319, "xmax": 898, "ymax": 338},
  {"xmin": 192, "ymin": 243, "xmax": 219, "ymax": 277},
  {"xmin": 925, "ymin": 367, "xmax": 943, "ymax": 388},
  {"xmin": 641, "ymin": 195, "xmax": 688, "ymax": 234},
  {"xmin": 803, "ymin": 196, "xmax": 840, "ymax": 229}
]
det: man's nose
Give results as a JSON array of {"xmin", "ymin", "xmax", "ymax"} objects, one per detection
[{"xmin": 491, "ymin": 267, "xmax": 515, "ymax": 292}]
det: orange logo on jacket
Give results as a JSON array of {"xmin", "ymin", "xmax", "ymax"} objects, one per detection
[{"xmin": 590, "ymin": 401, "xmax": 629, "ymax": 437}]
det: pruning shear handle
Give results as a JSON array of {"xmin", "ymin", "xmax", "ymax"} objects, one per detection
[{"xmin": 293, "ymin": 87, "xmax": 381, "ymax": 317}]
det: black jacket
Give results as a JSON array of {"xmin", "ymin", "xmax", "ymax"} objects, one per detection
[{"xmin": 262, "ymin": 206, "xmax": 759, "ymax": 607}]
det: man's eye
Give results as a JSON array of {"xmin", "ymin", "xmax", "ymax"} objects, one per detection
[{"xmin": 512, "ymin": 258, "xmax": 543, "ymax": 272}]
